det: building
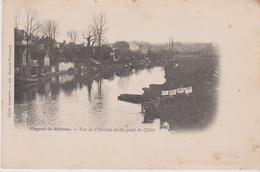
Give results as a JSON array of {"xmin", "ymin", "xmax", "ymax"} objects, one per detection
[
  {"xmin": 53, "ymin": 42, "xmax": 60, "ymax": 49},
  {"xmin": 138, "ymin": 42, "xmax": 151, "ymax": 57},
  {"xmin": 129, "ymin": 42, "xmax": 139, "ymax": 51},
  {"xmin": 140, "ymin": 46, "xmax": 150, "ymax": 56},
  {"xmin": 130, "ymin": 41, "xmax": 151, "ymax": 57},
  {"xmin": 42, "ymin": 50, "xmax": 60, "ymax": 73},
  {"xmin": 112, "ymin": 41, "xmax": 130, "ymax": 61}
]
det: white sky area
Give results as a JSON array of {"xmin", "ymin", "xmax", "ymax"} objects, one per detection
[{"xmin": 14, "ymin": 0, "xmax": 260, "ymax": 44}]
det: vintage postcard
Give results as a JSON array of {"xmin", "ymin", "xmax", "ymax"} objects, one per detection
[{"xmin": 1, "ymin": 0, "xmax": 260, "ymax": 169}]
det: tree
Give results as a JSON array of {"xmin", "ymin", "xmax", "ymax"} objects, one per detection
[
  {"xmin": 41, "ymin": 20, "xmax": 58, "ymax": 40},
  {"xmin": 67, "ymin": 30, "xmax": 78, "ymax": 43},
  {"xmin": 91, "ymin": 13, "xmax": 107, "ymax": 46},
  {"xmin": 14, "ymin": 9, "xmax": 21, "ymax": 29},
  {"xmin": 23, "ymin": 9, "xmax": 40, "ymax": 77},
  {"xmin": 81, "ymin": 30, "xmax": 95, "ymax": 47},
  {"xmin": 24, "ymin": 9, "xmax": 40, "ymax": 39}
]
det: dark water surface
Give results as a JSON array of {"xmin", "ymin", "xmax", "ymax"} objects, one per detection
[
  {"xmin": 14, "ymin": 67, "xmax": 166, "ymax": 129},
  {"xmin": 15, "ymin": 56, "xmax": 219, "ymax": 132}
]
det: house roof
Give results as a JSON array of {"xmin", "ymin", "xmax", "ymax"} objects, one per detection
[{"xmin": 113, "ymin": 41, "xmax": 130, "ymax": 48}]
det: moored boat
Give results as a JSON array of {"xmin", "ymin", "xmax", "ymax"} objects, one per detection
[{"xmin": 15, "ymin": 76, "xmax": 38, "ymax": 84}]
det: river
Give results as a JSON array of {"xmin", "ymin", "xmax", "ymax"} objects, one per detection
[{"xmin": 14, "ymin": 66, "xmax": 166, "ymax": 129}]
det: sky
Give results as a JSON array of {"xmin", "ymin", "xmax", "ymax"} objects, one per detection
[{"xmin": 13, "ymin": 0, "xmax": 260, "ymax": 44}]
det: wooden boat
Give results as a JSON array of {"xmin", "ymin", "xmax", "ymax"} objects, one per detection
[
  {"xmin": 15, "ymin": 76, "xmax": 38, "ymax": 84},
  {"xmin": 118, "ymin": 94, "xmax": 143, "ymax": 104}
]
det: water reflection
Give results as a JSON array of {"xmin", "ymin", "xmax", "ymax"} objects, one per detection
[
  {"xmin": 14, "ymin": 57, "xmax": 219, "ymax": 132},
  {"xmin": 15, "ymin": 83, "xmax": 37, "ymax": 104},
  {"xmin": 14, "ymin": 66, "xmax": 166, "ymax": 129}
]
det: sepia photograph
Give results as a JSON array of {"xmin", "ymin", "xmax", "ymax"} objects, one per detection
[
  {"xmin": 13, "ymin": 1, "xmax": 219, "ymax": 132},
  {"xmin": 2, "ymin": 0, "xmax": 260, "ymax": 169}
]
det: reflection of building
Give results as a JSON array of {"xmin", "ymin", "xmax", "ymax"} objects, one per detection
[
  {"xmin": 59, "ymin": 62, "xmax": 74, "ymax": 72},
  {"xmin": 58, "ymin": 74, "xmax": 74, "ymax": 84}
]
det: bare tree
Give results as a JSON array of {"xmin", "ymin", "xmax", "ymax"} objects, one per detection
[
  {"xmin": 24, "ymin": 9, "xmax": 40, "ymax": 39},
  {"xmin": 15, "ymin": 9, "xmax": 21, "ymax": 29},
  {"xmin": 23, "ymin": 9, "xmax": 40, "ymax": 77},
  {"xmin": 41, "ymin": 20, "xmax": 58, "ymax": 40},
  {"xmin": 81, "ymin": 30, "xmax": 95, "ymax": 47},
  {"xmin": 91, "ymin": 13, "xmax": 107, "ymax": 46},
  {"xmin": 67, "ymin": 30, "xmax": 78, "ymax": 43}
]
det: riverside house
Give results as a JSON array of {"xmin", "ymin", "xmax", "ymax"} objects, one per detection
[
  {"xmin": 112, "ymin": 41, "xmax": 130, "ymax": 62},
  {"xmin": 14, "ymin": 28, "xmax": 39, "ymax": 79}
]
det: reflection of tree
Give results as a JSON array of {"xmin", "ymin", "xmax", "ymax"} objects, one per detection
[
  {"xmin": 97, "ymin": 79, "xmax": 102, "ymax": 98},
  {"xmin": 60, "ymin": 79, "xmax": 77, "ymax": 96},
  {"xmin": 86, "ymin": 79, "xmax": 93, "ymax": 101},
  {"xmin": 114, "ymin": 67, "xmax": 133, "ymax": 77},
  {"xmin": 50, "ymin": 76, "xmax": 60, "ymax": 99},
  {"xmin": 36, "ymin": 79, "xmax": 52, "ymax": 97},
  {"xmin": 37, "ymin": 80, "xmax": 47, "ymax": 95},
  {"xmin": 117, "ymin": 76, "xmax": 130, "ymax": 89},
  {"xmin": 102, "ymin": 70, "xmax": 114, "ymax": 80},
  {"xmin": 89, "ymin": 79, "xmax": 104, "ymax": 113},
  {"xmin": 74, "ymin": 73, "xmax": 94, "ymax": 101},
  {"xmin": 15, "ymin": 83, "xmax": 37, "ymax": 104}
]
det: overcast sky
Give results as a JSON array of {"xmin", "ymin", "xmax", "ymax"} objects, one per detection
[{"xmin": 13, "ymin": 0, "xmax": 260, "ymax": 44}]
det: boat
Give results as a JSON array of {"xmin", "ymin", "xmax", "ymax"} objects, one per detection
[
  {"xmin": 118, "ymin": 94, "xmax": 143, "ymax": 104},
  {"xmin": 15, "ymin": 76, "xmax": 38, "ymax": 84}
]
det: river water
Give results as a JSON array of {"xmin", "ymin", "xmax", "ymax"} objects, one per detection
[{"xmin": 14, "ymin": 67, "xmax": 166, "ymax": 129}]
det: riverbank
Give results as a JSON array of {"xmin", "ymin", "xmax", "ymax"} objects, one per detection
[{"xmin": 118, "ymin": 55, "xmax": 219, "ymax": 131}]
